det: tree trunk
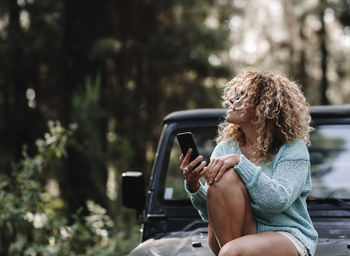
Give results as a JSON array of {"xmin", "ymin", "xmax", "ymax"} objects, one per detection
[{"xmin": 319, "ymin": 7, "xmax": 330, "ymax": 105}]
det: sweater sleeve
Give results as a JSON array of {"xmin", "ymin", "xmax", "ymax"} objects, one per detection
[
  {"xmin": 234, "ymin": 143, "xmax": 310, "ymax": 213},
  {"xmin": 184, "ymin": 180, "xmax": 209, "ymax": 221}
]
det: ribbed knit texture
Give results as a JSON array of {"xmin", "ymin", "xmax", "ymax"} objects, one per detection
[{"xmin": 185, "ymin": 139, "xmax": 318, "ymax": 256}]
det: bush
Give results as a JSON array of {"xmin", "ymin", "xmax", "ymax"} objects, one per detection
[{"xmin": 0, "ymin": 121, "xmax": 138, "ymax": 256}]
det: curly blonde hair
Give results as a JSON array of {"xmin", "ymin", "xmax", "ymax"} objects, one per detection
[{"xmin": 217, "ymin": 68, "xmax": 312, "ymax": 163}]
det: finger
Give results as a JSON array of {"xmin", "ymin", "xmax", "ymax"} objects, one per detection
[
  {"xmin": 206, "ymin": 158, "xmax": 216, "ymax": 181},
  {"xmin": 180, "ymin": 153, "xmax": 191, "ymax": 174},
  {"xmin": 211, "ymin": 157, "xmax": 222, "ymax": 170},
  {"xmin": 214, "ymin": 163, "xmax": 230, "ymax": 182},
  {"xmin": 180, "ymin": 149, "xmax": 192, "ymax": 171},
  {"xmin": 185, "ymin": 160, "xmax": 205, "ymax": 183},
  {"xmin": 192, "ymin": 161, "xmax": 206, "ymax": 174},
  {"xmin": 188, "ymin": 155, "xmax": 203, "ymax": 170},
  {"xmin": 179, "ymin": 154, "xmax": 186, "ymax": 171},
  {"xmin": 198, "ymin": 166, "xmax": 207, "ymax": 179},
  {"xmin": 209, "ymin": 160, "xmax": 223, "ymax": 184},
  {"xmin": 183, "ymin": 148, "xmax": 192, "ymax": 164},
  {"xmin": 207, "ymin": 157, "xmax": 215, "ymax": 169},
  {"xmin": 179, "ymin": 154, "xmax": 184, "ymax": 162},
  {"xmin": 203, "ymin": 166, "xmax": 209, "ymax": 181}
]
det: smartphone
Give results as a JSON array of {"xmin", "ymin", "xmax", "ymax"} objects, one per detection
[{"xmin": 176, "ymin": 132, "xmax": 199, "ymax": 163}]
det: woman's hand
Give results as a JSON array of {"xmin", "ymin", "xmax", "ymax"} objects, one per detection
[
  {"xmin": 179, "ymin": 149, "xmax": 207, "ymax": 192},
  {"xmin": 205, "ymin": 154, "xmax": 241, "ymax": 185}
]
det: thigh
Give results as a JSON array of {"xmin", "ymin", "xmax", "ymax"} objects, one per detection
[
  {"xmin": 208, "ymin": 223, "xmax": 220, "ymax": 255},
  {"xmin": 219, "ymin": 232, "xmax": 299, "ymax": 256}
]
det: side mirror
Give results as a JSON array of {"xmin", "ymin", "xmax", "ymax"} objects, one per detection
[{"xmin": 121, "ymin": 172, "xmax": 146, "ymax": 213}]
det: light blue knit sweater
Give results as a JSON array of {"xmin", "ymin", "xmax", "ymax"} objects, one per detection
[{"xmin": 185, "ymin": 139, "xmax": 318, "ymax": 256}]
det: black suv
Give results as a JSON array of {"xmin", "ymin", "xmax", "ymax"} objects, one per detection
[{"xmin": 122, "ymin": 105, "xmax": 350, "ymax": 256}]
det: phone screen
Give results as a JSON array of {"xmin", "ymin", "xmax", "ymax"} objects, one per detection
[{"xmin": 176, "ymin": 132, "xmax": 199, "ymax": 162}]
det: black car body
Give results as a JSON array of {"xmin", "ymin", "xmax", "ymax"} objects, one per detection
[{"xmin": 122, "ymin": 105, "xmax": 350, "ymax": 256}]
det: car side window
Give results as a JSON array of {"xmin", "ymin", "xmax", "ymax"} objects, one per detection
[
  {"xmin": 309, "ymin": 124, "xmax": 350, "ymax": 198},
  {"xmin": 163, "ymin": 128, "xmax": 217, "ymax": 200},
  {"xmin": 163, "ymin": 124, "xmax": 350, "ymax": 201}
]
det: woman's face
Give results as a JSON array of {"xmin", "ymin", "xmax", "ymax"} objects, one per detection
[{"xmin": 226, "ymin": 90, "xmax": 257, "ymax": 125}]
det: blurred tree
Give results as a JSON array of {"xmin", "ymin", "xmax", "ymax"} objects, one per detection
[
  {"xmin": 0, "ymin": 0, "xmax": 63, "ymax": 174},
  {"xmin": 328, "ymin": 0, "xmax": 350, "ymax": 103},
  {"xmin": 1, "ymin": 0, "xmax": 32, "ymax": 173},
  {"xmin": 0, "ymin": 0, "xmax": 232, "ymax": 216},
  {"xmin": 1, "ymin": 0, "xmax": 350, "ymax": 253},
  {"xmin": 318, "ymin": 0, "xmax": 330, "ymax": 105},
  {"xmin": 62, "ymin": 77, "xmax": 109, "ymax": 215},
  {"xmin": 100, "ymin": 0, "xmax": 232, "ymax": 175},
  {"xmin": 1, "ymin": 0, "xmax": 349, "ymax": 229},
  {"xmin": 332, "ymin": 0, "xmax": 350, "ymax": 26},
  {"xmin": 60, "ymin": 0, "xmax": 110, "ymax": 215},
  {"xmin": 96, "ymin": 0, "xmax": 234, "ymax": 225}
]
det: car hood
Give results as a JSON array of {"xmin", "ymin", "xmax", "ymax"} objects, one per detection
[
  {"xmin": 127, "ymin": 226, "xmax": 350, "ymax": 256},
  {"xmin": 128, "ymin": 228, "xmax": 213, "ymax": 256}
]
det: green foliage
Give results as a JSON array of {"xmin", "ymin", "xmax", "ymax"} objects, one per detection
[
  {"xmin": 0, "ymin": 121, "xmax": 137, "ymax": 256},
  {"xmin": 72, "ymin": 76, "xmax": 105, "ymax": 126},
  {"xmin": 67, "ymin": 75, "xmax": 109, "ymax": 212},
  {"xmin": 3, "ymin": 0, "xmax": 350, "ymax": 255},
  {"xmin": 90, "ymin": 38, "xmax": 122, "ymax": 59},
  {"xmin": 71, "ymin": 75, "xmax": 106, "ymax": 163}
]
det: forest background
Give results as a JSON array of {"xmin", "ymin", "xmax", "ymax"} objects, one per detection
[{"xmin": 1, "ymin": 0, "xmax": 350, "ymax": 255}]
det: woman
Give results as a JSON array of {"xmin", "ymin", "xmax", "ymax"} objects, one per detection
[{"xmin": 179, "ymin": 69, "xmax": 318, "ymax": 256}]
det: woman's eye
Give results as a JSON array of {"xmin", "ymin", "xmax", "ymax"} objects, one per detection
[{"xmin": 234, "ymin": 91, "xmax": 243, "ymax": 100}]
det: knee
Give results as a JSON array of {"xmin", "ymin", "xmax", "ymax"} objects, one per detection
[
  {"xmin": 219, "ymin": 247, "xmax": 241, "ymax": 256},
  {"xmin": 207, "ymin": 168, "xmax": 244, "ymax": 198},
  {"xmin": 217, "ymin": 168, "xmax": 244, "ymax": 187},
  {"xmin": 219, "ymin": 241, "xmax": 248, "ymax": 256}
]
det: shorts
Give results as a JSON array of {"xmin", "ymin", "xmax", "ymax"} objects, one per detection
[{"xmin": 277, "ymin": 231, "xmax": 309, "ymax": 256}]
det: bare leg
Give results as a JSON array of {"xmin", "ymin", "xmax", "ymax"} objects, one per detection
[
  {"xmin": 207, "ymin": 168, "xmax": 299, "ymax": 256},
  {"xmin": 218, "ymin": 232, "xmax": 299, "ymax": 256},
  {"xmin": 207, "ymin": 168, "xmax": 256, "ymax": 248},
  {"xmin": 208, "ymin": 223, "xmax": 220, "ymax": 255}
]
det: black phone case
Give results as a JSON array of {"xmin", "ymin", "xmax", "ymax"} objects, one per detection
[{"xmin": 176, "ymin": 132, "xmax": 199, "ymax": 162}]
